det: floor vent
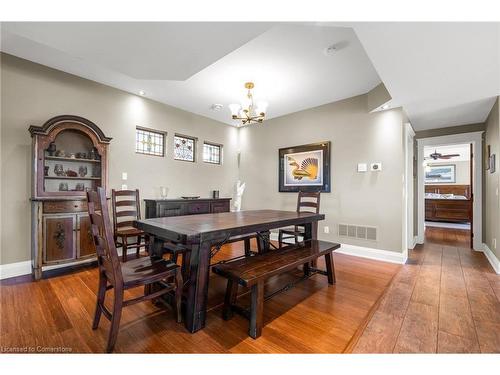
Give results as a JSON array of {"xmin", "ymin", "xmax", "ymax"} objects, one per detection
[{"xmin": 338, "ymin": 223, "xmax": 378, "ymax": 241}]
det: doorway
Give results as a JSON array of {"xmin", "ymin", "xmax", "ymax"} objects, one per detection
[{"xmin": 416, "ymin": 132, "xmax": 483, "ymax": 250}]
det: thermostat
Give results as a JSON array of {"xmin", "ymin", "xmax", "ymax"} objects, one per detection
[{"xmin": 371, "ymin": 163, "xmax": 382, "ymax": 171}]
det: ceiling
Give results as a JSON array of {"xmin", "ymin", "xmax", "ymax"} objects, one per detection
[
  {"xmin": 0, "ymin": 22, "xmax": 381, "ymax": 125},
  {"xmin": 348, "ymin": 22, "xmax": 500, "ymax": 130},
  {"xmin": 1, "ymin": 22, "xmax": 499, "ymax": 129},
  {"xmin": 424, "ymin": 144, "xmax": 471, "ymax": 162}
]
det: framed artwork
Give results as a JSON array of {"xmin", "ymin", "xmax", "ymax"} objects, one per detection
[
  {"xmin": 279, "ymin": 141, "xmax": 331, "ymax": 192},
  {"xmin": 425, "ymin": 164, "xmax": 456, "ymax": 183}
]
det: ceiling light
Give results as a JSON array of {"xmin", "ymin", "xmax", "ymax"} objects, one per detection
[
  {"xmin": 210, "ymin": 104, "xmax": 224, "ymax": 111},
  {"xmin": 138, "ymin": 90, "xmax": 146, "ymax": 96},
  {"xmin": 229, "ymin": 82, "xmax": 267, "ymax": 125},
  {"xmin": 323, "ymin": 45, "xmax": 338, "ymax": 56}
]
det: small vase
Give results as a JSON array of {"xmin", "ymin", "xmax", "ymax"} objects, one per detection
[{"xmin": 47, "ymin": 142, "xmax": 57, "ymax": 156}]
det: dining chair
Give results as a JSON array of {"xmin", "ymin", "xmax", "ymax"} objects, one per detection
[
  {"xmin": 87, "ymin": 187, "xmax": 183, "ymax": 353},
  {"xmin": 278, "ymin": 191, "xmax": 321, "ymax": 248},
  {"xmin": 111, "ymin": 189, "xmax": 148, "ymax": 262}
]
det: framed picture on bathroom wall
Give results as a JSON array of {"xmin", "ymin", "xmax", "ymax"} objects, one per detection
[
  {"xmin": 278, "ymin": 141, "xmax": 331, "ymax": 192},
  {"xmin": 425, "ymin": 164, "xmax": 456, "ymax": 184}
]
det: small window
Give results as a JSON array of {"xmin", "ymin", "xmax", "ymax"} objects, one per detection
[
  {"xmin": 174, "ymin": 134, "xmax": 196, "ymax": 162},
  {"xmin": 203, "ymin": 142, "xmax": 222, "ymax": 164},
  {"xmin": 135, "ymin": 127, "xmax": 165, "ymax": 157}
]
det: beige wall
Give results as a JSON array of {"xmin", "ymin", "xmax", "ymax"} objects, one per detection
[
  {"xmin": 0, "ymin": 53, "xmax": 239, "ymax": 265},
  {"xmin": 238, "ymin": 95, "xmax": 405, "ymax": 253},
  {"xmin": 427, "ymin": 160, "xmax": 470, "ymax": 185},
  {"xmin": 484, "ymin": 97, "xmax": 499, "ymax": 260}
]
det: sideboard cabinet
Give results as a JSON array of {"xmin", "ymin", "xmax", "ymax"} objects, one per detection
[
  {"xmin": 29, "ymin": 115, "xmax": 111, "ymax": 279},
  {"xmin": 144, "ymin": 198, "xmax": 231, "ymax": 219}
]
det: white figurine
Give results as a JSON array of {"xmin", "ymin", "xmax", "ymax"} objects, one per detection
[{"xmin": 233, "ymin": 180, "xmax": 246, "ymax": 212}]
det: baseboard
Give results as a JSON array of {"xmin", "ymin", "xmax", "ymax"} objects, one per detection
[
  {"xmin": 0, "ymin": 260, "xmax": 32, "ymax": 280},
  {"xmin": 270, "ymin": 232, "xmax": 406, "ymax": 265},
  {"xmin": 0, "ymin": 248, "xmax": 140, "ymax": 280},
  {"xmin": 482, "ymin": 243, "xmax": 500, "ymax": 274},
  {"xmin": 336, "ymin": 244, "xmax": 407, "ymax": 264}
]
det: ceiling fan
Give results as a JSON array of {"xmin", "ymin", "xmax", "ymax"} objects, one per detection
[{"xmin": 425, "ymin": 149, "xmax": 460, "ymax": 160}]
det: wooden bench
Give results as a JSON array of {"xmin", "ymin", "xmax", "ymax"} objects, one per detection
[{"xmin": 212, "ymin": 239, "xmax": 340, "ymax": 339}]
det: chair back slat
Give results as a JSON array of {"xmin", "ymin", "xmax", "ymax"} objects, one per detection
[
  {"xmin": 297, "ymin": 191, "xmax": 321, "ymax": 214},
  {"xmin": 87, "ymin": 187, "xmax": 123, "ymax": 285},
  {"xmin": 111, "ymin": 189, "xmax": 141, "ymax": 233}
]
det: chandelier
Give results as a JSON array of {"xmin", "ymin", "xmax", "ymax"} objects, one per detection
[{"xmin": 229, "ymin": 82, "xmax": 268, "ymax": 125}]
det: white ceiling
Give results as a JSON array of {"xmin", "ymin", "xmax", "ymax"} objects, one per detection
[
  {"xmin": 348, "ymin": 22, "xmax": 500, "ymax": 130},
  {"xmin": 1, "ymin": 22, "xmax": 499, "ymax": 130},
  {"xmin": 424, "ymin": 143, "xmax": 471, "ymax": 162},
  {"xmin": 0, "ymin": 22, "xmax": 381, "ymax": 126}
]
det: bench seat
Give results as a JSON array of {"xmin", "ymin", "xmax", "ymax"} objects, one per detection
[{"xmin": 212, "ymin": 239, "xmax": 340, "ymax": 338}]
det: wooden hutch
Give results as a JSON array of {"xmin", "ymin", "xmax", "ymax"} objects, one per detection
[{"xmin": 29, "ymin": 115, "xmax": 111, "ymax": 280}]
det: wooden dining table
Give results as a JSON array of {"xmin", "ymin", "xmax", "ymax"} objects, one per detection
[{"xmin": 134, "ymin": 209, "xmax": 325, "ymax": 333}]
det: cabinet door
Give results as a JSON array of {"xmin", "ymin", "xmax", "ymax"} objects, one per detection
[
  {"xmin": 211, "ymin": 201, "xmax": 230, "ymax": 213},
  {"xmin": 77, "ymin": 214, "xmax": 95, "ymax": 258},
  {"xmin": 43, "ymin": 215, "xmax": 76, "ymax": 263}
]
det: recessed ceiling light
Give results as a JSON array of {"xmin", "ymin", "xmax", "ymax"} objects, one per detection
[
  {"xmin": 381, "ymin": 104, "xmax": 390, "ymax": 110},
  {"xmin": 210, "ymin": 103, "xmax": 224, "ymax": 111},
  {"xmin": 323, "ymin": 45, "xmax": 338, "ymax": 56},
  {"xmin": 138, "ymin": 90, "xmax": 146, "ymax": 96}
]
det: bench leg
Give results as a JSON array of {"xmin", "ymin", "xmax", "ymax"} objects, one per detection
[
  {"xmin": 249, "ymin": 280, "xmax": 264, "ymax": 339},
  {"xmin": 303, "ymin": 262, "xmax": 311, "ymax": 276},
  {"xmin": 324, "ymin": 252, "xmax": 336, "ymax": 285},
  {"xmin": 222, "ymin": 279, "xmax": 238, "ymax": 320}
]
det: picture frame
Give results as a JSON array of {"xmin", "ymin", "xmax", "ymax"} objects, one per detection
[
  {"xmin": 279, "ymin": 141, "xmax": 331, "ymax": 192},
  {"xmin": 425, "ymin": 164, "xmax": 456, "ymax": 184},
  {"xmin": 489, "ymin": 154, "xmax": 496, "ymax": 173}
]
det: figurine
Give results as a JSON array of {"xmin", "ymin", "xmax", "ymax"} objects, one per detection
[
  {"xmin": 78, "ymin": 166, "xmax": 88, "ymax": 177},
  {"xmin": 233, "ymin": 180, "xmax": 246, "ymax": 212},
  {"xmin": 47, "ymin": 142, "xmax": 57, "ymax": 156},
  {"xmin": 54, "ymin": 164, "xmax": 64, "ymax": 176}
]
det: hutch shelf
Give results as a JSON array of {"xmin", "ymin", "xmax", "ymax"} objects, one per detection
[{"xmin": 29, "ymin": 115, "xmax": 111, "ymax": 280}]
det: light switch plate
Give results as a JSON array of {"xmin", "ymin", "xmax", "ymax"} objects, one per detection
[
  {"xmin": 122, "ymin": 172, "xmax": 128, "ymax": 180},
  {"xmin": 371, "ymin": 163, "xmax": 382, "ymax": 171},
  {"xmin": 357, "ymin": 163, "xmax": 368, "ymax": 172}
]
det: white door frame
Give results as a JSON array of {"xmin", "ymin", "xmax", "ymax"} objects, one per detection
[
  {"xmin": 416, "ymin": 131, "xmax": 484, "ymax": 250},
  {"xmin": 404, "ymin": 123, "xmax": 416, "ymax": 255}
]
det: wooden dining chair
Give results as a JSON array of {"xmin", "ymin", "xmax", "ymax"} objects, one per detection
[
  {"xmin": 87, "ymin": 187, "xmax": 183, "ymax": 353},
  {"xmin": 111, "ymin": 189, "xmax": 148, "ymax": 262},
  {"xmin": 278, "ymin": 191, "xmax": 321, "ymax": 248}
]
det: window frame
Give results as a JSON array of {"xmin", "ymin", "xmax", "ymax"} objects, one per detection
[
  {"xmin": 173, "ymin": 133, "xmax": 197, "ymax": 163},
  {"xmin": 135, "ymin": 126, "xmax": 167, "ymax": 157},
  {"xmin": 203, "ymin": 141, "xmax": 223, "ymax": 165}
]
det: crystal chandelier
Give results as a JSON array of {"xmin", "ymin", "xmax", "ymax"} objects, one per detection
[{"xmin": 229, "ymin": 82, "xmax": 268, "ymax": 125}]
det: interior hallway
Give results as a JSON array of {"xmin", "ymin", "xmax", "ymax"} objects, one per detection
[{"xmin": 352, "ymin": 227, "xmax": 500, "ymax": 353}]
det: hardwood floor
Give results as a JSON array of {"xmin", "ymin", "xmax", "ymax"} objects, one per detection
[
  {"xmin": 0, "ymin": 240, "xmax": 399, "ymax": 353},
  {"xmin": 352, "ymin": 227, "xmax": 500, "ymax": 353}
]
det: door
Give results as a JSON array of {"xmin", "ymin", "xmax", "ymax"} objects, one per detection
[
  {"xmin": 77, "ymin": 214, "xmax": 95, "ymax": 258},
  {"xmin": 43, "ymin": 214, "xmax": 76, "ymax": 263}
]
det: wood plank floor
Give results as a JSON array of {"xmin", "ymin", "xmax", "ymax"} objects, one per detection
[
  {"xmin": 0, "ymin": 240, "xmax": 399, "ymax": 353},
  {"xmin": 352, "ymin": 227, "xmax": 500, "ymax": 353}
]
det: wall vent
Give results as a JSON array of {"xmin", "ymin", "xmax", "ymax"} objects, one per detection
[{"xmin": 338, "ymin": 223, "xmax": 378, "ymax": 241}]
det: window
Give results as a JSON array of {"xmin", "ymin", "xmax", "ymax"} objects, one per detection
[
  {"xmin": 174, "ymin": 134, "xmax": 196, "ymax": 162},
  {"xmin": 135, "ymin": 127, "xmax": 165, "ymax": 156},
  {"xmin": 203, "ymin": 142, "xmax": 222, "ymax": 164}
]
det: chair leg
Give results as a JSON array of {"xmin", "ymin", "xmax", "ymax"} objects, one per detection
[
  {"xmin": 181, "ymin": 251, "xmax": 190, "ymax": 280},
  {"xmin": 244, "ymin": 238, "xmax": 251, "ymax": 257},
  {"xmin": 106, "ymin": 288, "xmax": 124, "ymax": 353},
  {"xmin": 249, "ymin": 280, "xmax": 264, "ymax": 339},
  {"xmin": 122, "ymin": 236, "xmax": 128, "ymax": 262},
  {"xmin": 324, "ymin": 252, "xmax": 336, "ymax": 285},
  {"xmin": 174, "ymin": 271, "xmax": 183, "ymax": 323},
  {"xmin": 136, "ymin": 235, "xmax": 141, "ymax": 258},
  {"xmin": 222, "ymin": 279, "xmax": 238, "ymax": 320},
  {"xmin": 278, "ymin": 230, "xmax": 283, "ymax": 249},
  {"xmin": 92, "ymin": 273, "xmax": 107, "ymax": 330},
  {"xmin": 144, "ymin": 234, "xmax": 150, "ymax": 255}
]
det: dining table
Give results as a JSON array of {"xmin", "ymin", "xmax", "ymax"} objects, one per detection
[{"xmin": 134, "ymin": 209, "xmax": 325, "ymax": 333}]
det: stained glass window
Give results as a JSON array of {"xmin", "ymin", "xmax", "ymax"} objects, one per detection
[
  {"xmin": 135, "ymin": 127, "xmax": 165, "ymax": 156},
  {"xmin": 203, "ymin": 142, "xmax": 222, "ymax": 164},
  {"xmin": 174, "ymin": 134, "xmax": 195, "ymax": 162}
]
